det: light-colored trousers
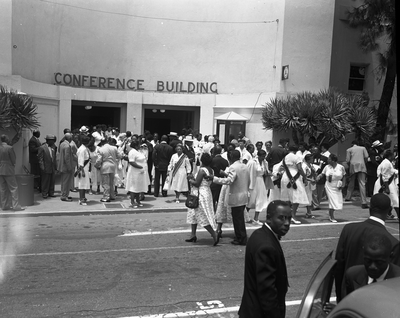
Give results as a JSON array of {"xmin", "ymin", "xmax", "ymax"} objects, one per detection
[
  {"xmin": 345, "ymin": 172, "xmax": 367, "ymax": 204},
  {"xmin": 101, "ymin": 173, "xmax": 115, "ymax": 200},
  {"xmin": 0, "ymin": 175, "xmax": 19, "ymax": 209},
  {"xmin": 60, "ymin": 172, "xmax": 73, "ymax": 199}
]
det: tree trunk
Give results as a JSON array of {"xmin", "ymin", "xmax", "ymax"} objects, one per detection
[
  {"xmin": 374, "ymin": 53, "xmax": 396, "ymax": 141},
  {"xmin": 291, "ymin": 129, "xmax": 299, "ymax": 145}
]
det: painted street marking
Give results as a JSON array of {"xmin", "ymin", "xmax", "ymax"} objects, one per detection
[
  {"xmin": 119, "ymin": 221, "xmax": 355, "ymax": 237},
  {"xmin": 3, "ymin": 236, "xmax": 339, "ymax": 258},
  {"xmin": 121, "ymin": 297, "xmax": 337, "ymax": 317}
]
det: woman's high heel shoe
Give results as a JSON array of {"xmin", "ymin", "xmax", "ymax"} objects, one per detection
[
  {"xmin": 185, "ymin": 236, "xmax": 197, "ymax": 243},
  {"xmin": 217, "ymin": 230, "xmax": 223, "ymax": 239},
  {"xmin": 213, "ymin": 233, "xmax": 220, "ymax": 246}
]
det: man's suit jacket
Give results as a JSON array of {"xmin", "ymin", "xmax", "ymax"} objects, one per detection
[
  {"xmin": 28, "ymin": 136, "xmax": 41, "ymax": 164},
  {"xmin": 239, "ymin": 225, "xmax": 289, "ymax": 318},
  {"xmin": 334, "ymin": 218, "xmax": 400, "ymax": 301},
  {"xmin": 213, "ymin": 160, "xmax": 250, "ymax": 207},
  {"xmin": 95, "ymin": 144, "xmax": 120, "ymax": 174},
  {"xmin": 152, "ymin": 142, "xmax": 173, "ymax": 172},
  {"xmin": 58, "ymin": 140, "xmax": 74, "ymax": 173},
  {"xmin": 0, "ymin": 142, "xmax": 16, "ymax": 176},
  {"xmin": 38, "ymin": 144, "xmax": 57, "ymax": 174},
  {"xmin": 344, "ymin": 263, "xmax": 400, "ymax": 297},
  {"xmin": 211, "ymin": 155, "xmax": 229, "ymax": 178},
  {"xmin": 346, "ymin": 145, "xmax": 368, "ymax": 175}
]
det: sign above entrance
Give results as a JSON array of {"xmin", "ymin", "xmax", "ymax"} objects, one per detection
[{"xmin": 54, "ymin": 73, "xmax": 218, "ymax": 94}]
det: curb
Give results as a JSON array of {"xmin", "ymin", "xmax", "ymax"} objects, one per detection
[{"xmin": 0, "ymin": 207, "xmax": 188, "ymax": 218}]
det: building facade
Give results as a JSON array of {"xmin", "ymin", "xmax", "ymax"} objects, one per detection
[{"xmin": 0, "ymin": 0, "xmax": 396, "ymax": 172}]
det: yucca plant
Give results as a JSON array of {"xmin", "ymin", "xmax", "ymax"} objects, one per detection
[
  {"xmin": 0, "ymin": 85, "xmax": 40, "ymax": 145},
  {"xmin": 261, "ymin": 87, "xmax": 378, "ymax": 147}
]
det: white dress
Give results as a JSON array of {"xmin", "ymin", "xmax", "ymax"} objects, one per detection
[
  {"xmin": 302, "ymin": 162, "xmax": 316, "ymax": 206},
  {"xmin": 247, "ymin": 158, "xmax": 270, "ymax": 212},
  {"xmin": 75, "ymin": 145, "xmax": 90, "ymax": 190},
  {"xmin": 89, "ymin": 147, "xmax": 101, "ymax": 186},
  {"xmin": 125, "ymin": 149, "xmax": 150, "ymax": 193},
  {"xmin": 168, "ymin": 153, "xmax": 191, "ymax": 192},
  {"xmin": 373, "ymin": 158, "xmax": 399, "ymax": 208},
  {"xmin": 280, "ymin": 153, "xmax": 309, "ymax": 205},
  {"xmin": 322, "ymin": 164, "xmax": 346, "ymax": 210}
]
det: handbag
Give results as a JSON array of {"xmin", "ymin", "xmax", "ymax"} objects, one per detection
[{"xmin": 185, "ymin": 188, "xmax": 199, "ymax": 209}]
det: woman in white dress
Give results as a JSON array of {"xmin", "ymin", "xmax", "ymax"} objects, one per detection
[
  {"xmin": 373, "ymin": 150, "xmax": 399, "ymax": 218},
  {"xmin": 75, "ymin": 136, "xmax": 91, "ymax": 206},
  {"xmin": 246, "ymin": 150, "xmax": 273, "ymax": 225},
  {"xmin": 302, "ymin": 154, "xmax": 317, "ymax": 218},
  {"xmin": 125, "ymin": 140, "xmax": 150, "ymax": 208},
  {"xmin": 280, "ymin": 146, "xmax": 309, "ymax": 224},
  {"xmin": 317, "ymin": 154, "xmax": 346, "ymax": 222},
  {"xmin": 167, "ymin": 144, "xmax": 191, "ymax": 203}
]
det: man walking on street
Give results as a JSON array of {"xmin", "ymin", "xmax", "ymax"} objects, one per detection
[
  {"xmin": 211, "ymin": 150, "xmax": 250, "ymax": 245},
  {"xmin": 95, "ymin": 139, "xmax": 121, "ymax": 202},
  {"xmin": 38, "ymin": 135, "xmax": 58, "ymax": 199},
  {"xmin": 238, "ymin": 200, "xmax": 291, "ymax": 318},
  {"xmin": 0, "ymin": 134, "xmax": 24, "ymax": 211},
  {"xmin": 58, "ymin": 133, "xmax": 75, "ymax": 202},
  {"xmin": 152, "ymin": 135, "xmax": 173, "ymax": 197},
  {"xmin": 345, "ymin": 140, "xmax": 369, "ymax": 208}
]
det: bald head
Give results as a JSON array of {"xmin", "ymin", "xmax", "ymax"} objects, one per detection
[{"xmin": 64, "ymin": 133, "xmax": 72, "ymax": 142}]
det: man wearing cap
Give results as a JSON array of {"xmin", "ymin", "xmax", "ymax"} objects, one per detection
[
  {"xmin": 58, "ymin": 133, "xmax": 75, "ymax": 202},
  {"xmin": 366, "ymin": 140, "xmax": 384, "ymax": 197},
  {"xmin": 345, "ymin": 140, "xmax": 369, "ymax": 208},
  {"xmin": 29, "ymin": 129, "xmax": 42, "ymax": 191},
  {"xmin": 38, "ymin": 135, "xmax": 57, "ymax": 199},
  {"xmin": 0, "ymin": 134, "xmax": 24, "ymax": 211}
]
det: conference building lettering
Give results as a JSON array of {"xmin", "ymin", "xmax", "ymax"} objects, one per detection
[{"xmin": 54, "ymin": 73, "xmax": 217, "ymax": 94}]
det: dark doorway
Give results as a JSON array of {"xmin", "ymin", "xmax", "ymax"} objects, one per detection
[
  {"xmin": 71, "ymin": 101, "xmax": 125, "ymax": 131},
  {"xmin": 144, "ymin": 107, "xmax": 198, "ymax": 137}
]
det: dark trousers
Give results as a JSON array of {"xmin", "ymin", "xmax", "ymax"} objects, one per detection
[
  {"xmin": 30, "ymin": 162, "xmax": 41, "ymax": 190},
  {"xmin": 41, "ymin": 171, "xmax": 55, "ymax": 198},
  {"xmin": 211, "ymin": 183, "xmax": 223, "ymax": 210},
  {"xmin": 154, "ymin": 169, "xmax": 167, "ymax": 196},
  {"xmin": 147, "ymin": 164, "xmax": 153, "ymax": 193},
  {"xmin": 231, "ymin": 205, "xmax": 247, "ymax": 244},
  {"xmin": 366, "ymin": 175, "xmax": 377, "ymax": 197}
]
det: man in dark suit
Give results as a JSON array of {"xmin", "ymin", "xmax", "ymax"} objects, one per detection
[
  {"xmin": 29, "ymin": 129, "xmax": 42, "ymax": 191},
  {"xmin": 210, "ymin": 144, "xmax": 229, "ymax": 210},
  {"xmin": 37, "ymin": 135, "xmax": 57, "ymax": 199},
  {"xmin": 58, "ymin": 133, "xmax": 75, "ymax": 202},
  {"xmin": 152, "ymin": 135, "xmax": 173, "ymax": 197},
  {"xmin": 169, "ymin": 132, "xmax": 180, "ymax": 152},
  {"xmin": 334, "ymin": 193, "xmax": 400, "ymax": 302},
  {"xmin": 344, "ymin": 232, "xmax": 400, "ymax": 298},
  {"xmin": 211, "ymin": 150, "xmax": 250, "ymax": 245},
  {"xmin": 238, "ymin": 200, "xmax": 291, "ymax": 318},
  {"xmin": 182, "ymin": 135, "xmax": 196, "ymax": 173}
]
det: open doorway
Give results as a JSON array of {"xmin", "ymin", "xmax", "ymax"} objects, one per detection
[
  {"xmin": 143, "ymin": 105, "xmax": 200, "ymax": 137},
  {"xmin": 71, "ymin": 101, "xmax": 126, "ymax": 131}
]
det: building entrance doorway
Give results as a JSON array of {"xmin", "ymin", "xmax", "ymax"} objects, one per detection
[
  {"xmin": 71, "ymin": 101, "xmax": 126, "ymax": 131},
  {"xmin": 143, "ymin": 105, "xmax": 200, "ymax": 137}
]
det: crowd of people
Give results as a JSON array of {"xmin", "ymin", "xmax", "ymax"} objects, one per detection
[{"xmin": 1, "ymin": 125, "xmax": 398, "ymax": 231}]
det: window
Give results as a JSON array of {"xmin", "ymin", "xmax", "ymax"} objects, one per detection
[{"xmin": 348, "ymin": 65, "xmax": 366, "ymax": 91}]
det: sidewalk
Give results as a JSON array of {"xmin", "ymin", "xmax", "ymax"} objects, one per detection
[{"xmin": 0, "ymin": 184, "xmax": 188, "ymax": 217}]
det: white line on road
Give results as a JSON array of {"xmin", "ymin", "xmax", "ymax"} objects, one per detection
[
  {"xmin": 119, "ymin": 221, "xmax": 354, "ymax": 237},
  {"xmin": 5, "ymin": 236, "xmax": 338, "ymax": 258},
  {"xmin": 120, "ymin": 297, "xmax": 337, "ymax": 317}
]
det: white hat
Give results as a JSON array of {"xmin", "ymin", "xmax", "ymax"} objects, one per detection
[
  {"xmin": 184, "ymin": 135, "xmax": 194, "ymax": 142},
  {"xmin": 169, "ymin": 132, "xmax": 178, "ymax": 136},
  {"xmin": 79, "ymin": 126, "xmax": 89, "ymax": 133},
  {"xmin": 371, "ymin": 140, "xmax": 383, "ymax": 147}
]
